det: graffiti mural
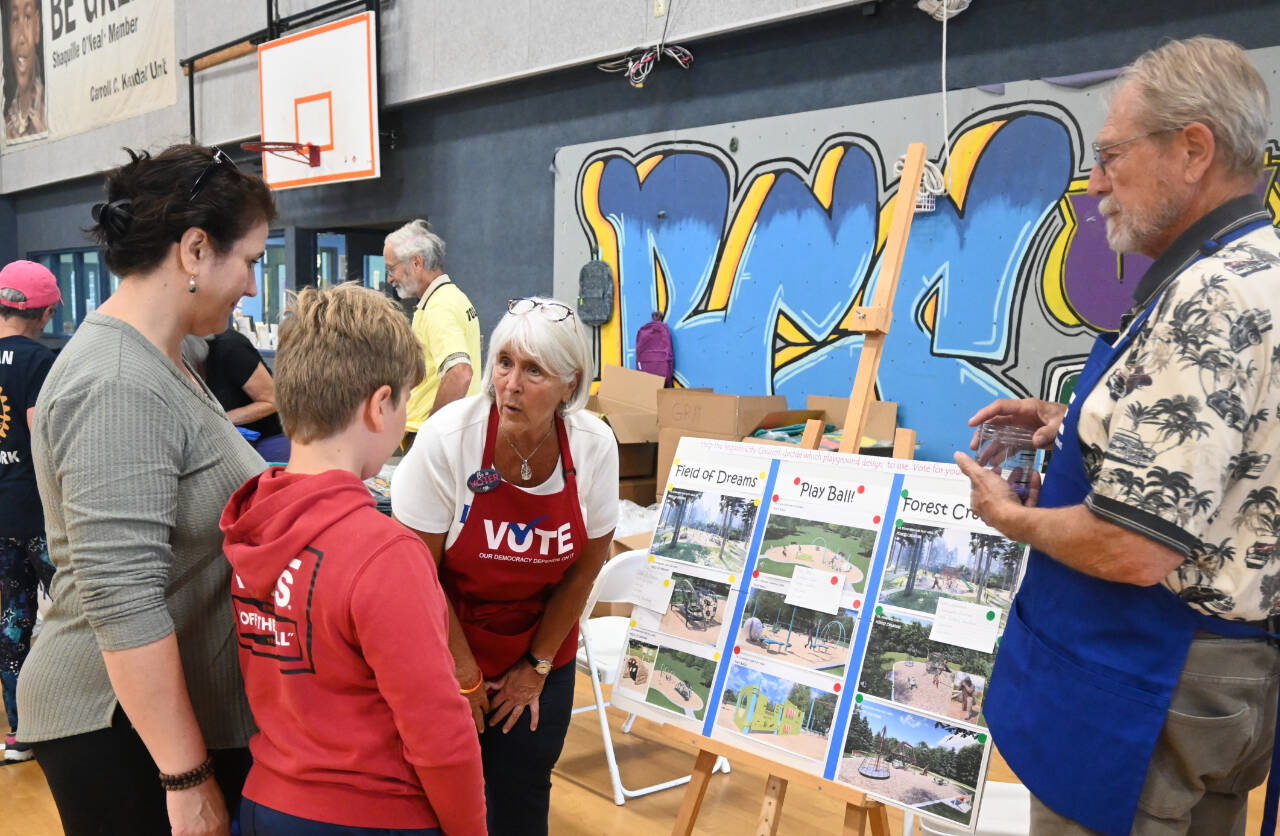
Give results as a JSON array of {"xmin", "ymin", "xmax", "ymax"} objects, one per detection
[{"xmin": 553, "ymin": 63, "xmax": 1280, "ymax": 462}]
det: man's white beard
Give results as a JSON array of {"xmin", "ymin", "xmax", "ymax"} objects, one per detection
[{"xmin": 1099, "ymin": 182, "xmax": 1184, "ymax": 255}]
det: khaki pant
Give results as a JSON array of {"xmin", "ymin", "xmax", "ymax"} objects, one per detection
[{"xmin": 1030, "ymin": 633, "xmax": 1280, "ymax": 836}]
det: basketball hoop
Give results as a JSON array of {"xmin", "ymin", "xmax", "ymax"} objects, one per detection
[{"xmin": 241, "ymin": 141, "xmax": 321, "ymax": 167}]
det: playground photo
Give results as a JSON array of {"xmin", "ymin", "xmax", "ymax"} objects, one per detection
[
  {"xmin": 652, "ymin": 487, "xmax": 759, "ymax": 575},
  {"xmin": 838, "ymin": 699, "xmax": 985, "ymax": 827},
  {"xmin": 858, "ymin": 611, "xmax": 994, "ymax": 725},
  {"xmin": 644, "ymin": 647, "xmax": 718, "ymax": 722},
  {"xmin": 658, "ymin": 572, "xmax": 731, "ymax": 647},
  {"xmin": 879, "ymin": 523, "xmax": 1025, "ymax": 619},
  {"xmin": 617, "ymin": 638, "xmax": 658, "ymax": 692},
  {"xmin": 756, "ymin": 512, "xmax": 876, "ymax": 595},
  {"xmin": 715, "ymin": 663, "xmax": 838, "ymax": 762},
  {"xmin": 738, "ymin": 587, "xmax": 856, "ymax": 678}
]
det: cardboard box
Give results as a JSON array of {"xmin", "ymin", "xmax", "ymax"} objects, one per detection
[
  {"xmin": 618, "ymin": 477, "xmax": 658, "ymax": 506},
  {"xmin": 617, "ymin": 443, "xmax": 658, "ymax": 479},
  {"xmin": 741, "ymin": 409, "xmax": 827, "ymax": 441},
  {"xmin": 587, "ymin": 365, "xmax": 666, "ymax": 477},
  {"xmin": 610, "ymin": 529, "xmax": 654, "ymax": 558},
  {"xmin": 656, "ymin": 389, "xmax": 788, "ymax": 436},
  {"xmin": 587, "ymin": 365, "xmax": 666, "ymax": 443},
  {"xmin": 806, "ymin": 395, "xmax": 898, "ymax": 441}
]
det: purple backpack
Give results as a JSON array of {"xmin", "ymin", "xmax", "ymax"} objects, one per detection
[{"xmin": 635, "ymin": 314, "xmax": 674, "ymax": 386}]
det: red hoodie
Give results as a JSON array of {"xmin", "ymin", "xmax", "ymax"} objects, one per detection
[{"xmin": 221, "ymin": 467, "xmax": 486, "ymax": 834}]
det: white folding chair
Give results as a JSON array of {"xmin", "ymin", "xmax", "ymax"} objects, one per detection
[
  {"xmin": 573, "ymin": 548, "xmax": 729, "ymax": 805},
  {"xmin": 903, "ymin": 781, "xmax": 1030, "ymax": 835}
]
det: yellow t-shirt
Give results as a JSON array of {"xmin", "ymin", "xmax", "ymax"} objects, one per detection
[{"xmin": 407, "ymin": 275, "xmax": 482, "ymax": 430}]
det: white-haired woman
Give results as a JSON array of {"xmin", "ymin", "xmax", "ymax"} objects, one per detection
[{"xmin": 391, "ymin": 297, "xmax": 618, "ymax": 836}]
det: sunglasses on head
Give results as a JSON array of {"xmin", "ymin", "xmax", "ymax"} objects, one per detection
[{"xmin": 188, "ymin": 147, "xmax": 238, "ymax": 202}]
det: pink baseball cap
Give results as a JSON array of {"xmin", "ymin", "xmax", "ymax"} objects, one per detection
[{"xmin": 0, "ymin": 260, "xmax": 61, "ymax": 309}]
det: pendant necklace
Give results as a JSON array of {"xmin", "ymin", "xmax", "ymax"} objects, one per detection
[{"xmin": 504, "ymin": 423, "xmax": 555, "ymax": 481}]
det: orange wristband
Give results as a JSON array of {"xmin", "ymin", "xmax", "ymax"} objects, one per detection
[{"xmin": 459, "ymin": 674, "xmax": 484, "ymax": 695}]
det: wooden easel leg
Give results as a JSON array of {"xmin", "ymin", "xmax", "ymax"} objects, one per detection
[
  {"xmin": 671, "ymin": 749, "xmax": 719, "ymax": 836},
  {"xmin": 842, "ymin": 800, "xmax": 891, "ymax": 836},
  {"xmin": 755, "ymin": 774, "xmax": 789, "ymax": 836}
]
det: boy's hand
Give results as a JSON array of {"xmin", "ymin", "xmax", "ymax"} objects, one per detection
[{"xmin": 457, "ymin": 664, "xmax": 490, "ymax": 734}]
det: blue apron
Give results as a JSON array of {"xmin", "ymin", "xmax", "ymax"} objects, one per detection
[{"xmin": 985, "ymin": 219, "xmax": 1280, "ymax": 836}]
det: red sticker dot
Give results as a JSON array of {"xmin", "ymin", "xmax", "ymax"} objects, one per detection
[
  {"xmin": 752, "ymin": 570, "xmax": 760, "ymax": 579},
  {"xmin": 834, "ymin": 683, "xmax": 842, "ymax": 692},
  {"xmin": 873, "ymin": 515, "xmax": 882, "ymax": 524},
  {"xmin": 830, "ymin": 576, "xmax": 839, "ymax": 585},
  {"xmin": 772, "ymin": 494, "xmax": 779, "ymax": 502},
  {"xmin": 733, "ymin": 646, "xmax": 741, "ymax": 654},
  {"xmin": 852, "ymin": 599, "xmax": 862, "ymax": 609},
  {"xmin": 857, "ymin": 485, "xmax": 865, "ymax": 494},
  {"xmin": 793, "ymin": 477, "xmax": 801, "ymax": 485}
]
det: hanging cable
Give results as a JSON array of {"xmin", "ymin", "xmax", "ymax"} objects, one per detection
[
  {"xmin": 899, "ymin": 0, "xmax": 970, "ymax": 211},
  {"xmin": 597, "ymin": 0, "xmax": 693, "ymax": 88}
]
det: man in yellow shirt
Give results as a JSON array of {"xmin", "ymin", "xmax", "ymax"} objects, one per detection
[{"xmin": 383, "ymin": 220, "xmax": 482, "ymax": 447}]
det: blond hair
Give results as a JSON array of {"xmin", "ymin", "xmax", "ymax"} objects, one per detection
[
  {"xmin": 1120, "ymin": 37, "xmax": 1269, "ymax": 180},
  {"xmin": 275, "ymin": 283, "xmax": 425, "ymax": 443}
]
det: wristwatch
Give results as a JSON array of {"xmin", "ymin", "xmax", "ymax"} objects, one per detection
[{"xmin": 525, "ymin": 651, "xmax": 553, "ymax": 675}]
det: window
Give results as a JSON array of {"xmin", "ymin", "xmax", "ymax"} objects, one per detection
[{"xmin": 29, "ymin": 247, "xmax": 119, "ymax": 336}]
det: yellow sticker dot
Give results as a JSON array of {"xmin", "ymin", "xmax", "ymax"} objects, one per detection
[
  {"xmin": 713, "ymin": 652, "xmax": 721, "ymax": 661},
  {"xmin": 674, "ymin": 459, "xmax": 680, "ymax": 466},
  {"xmin": 667, "ymin": 484, "xmax": 674, "ymax": 493},
  {"xmin": 630, "ymin": 619, "xmax": 637, "ymax": 628},
  {"xmin": 729, "ymin": 575, "xmax": 736, "ymax": 583},
  {"xmin": 663, "ymin": 579, "xmax": 670, "ymax": 587},
  {"xmin": 753, "ymin": 498, "xmax": 761, "ymax": 506},
  {"xmin": 760, "ymin": 471, "xmax": 767, "ymax": 479},
  {"xmin": 648, "ymin": 554, "xmax": 656, "ymax": 562}
]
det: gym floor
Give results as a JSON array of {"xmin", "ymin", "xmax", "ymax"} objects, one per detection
[{"xmin": 1, "ymin": 671, "xmax": 1272, "ymax": 834}]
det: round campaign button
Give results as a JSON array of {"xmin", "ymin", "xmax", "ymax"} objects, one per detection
[{"xmin": 467, "ymin": 467, "xmax": 502, "ymax": 493}]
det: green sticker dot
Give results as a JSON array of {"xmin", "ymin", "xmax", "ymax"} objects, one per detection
[
  {"xmin": 997, "ymin": 637, "xmax": 1002, "ymax": 648},
  {"xmin": 900, "ymin": 489, "xmax": 909, "ymax": 498},
  {"xmin": 895, "ymin": 518, "xmax": 903, "ymax": 528},
  {"xmin": 978, "ymin": 733, "xmax": 987, "ymax": 743},
  {"xmin": 986, "ymin": 611, "xmax": 996, "ymax": 621},
  {"xmin": 875, "ymin": 606, "xmax": 883, "ymax": 616},
  {"xmin": 855, "ymin": 694, "xmax": 864, "ymax": 703}
]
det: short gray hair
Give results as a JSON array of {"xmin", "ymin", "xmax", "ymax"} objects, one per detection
[
  {"xmin": 385, "ymin": 219, "xmax": 446, "ymax": 272},
  {"xmin": 1119, "ymin": 37, "xmax": 1270, "ymax": 180},
  {"xmin": 482, "ymin": 297, "xmax": 593, "ymax": 413}
]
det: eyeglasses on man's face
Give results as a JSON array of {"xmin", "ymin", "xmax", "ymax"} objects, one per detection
[
  {"xmin": 188, "ymin": 147, "xmax": 238, "ymax": 202},
  {"xmin": 1091, "ymin": 128, "xmax": 1179, "ymax": 175},
  {"xmin": 508, "ymin": 298, "xmax": 574, "ymax": 322}
]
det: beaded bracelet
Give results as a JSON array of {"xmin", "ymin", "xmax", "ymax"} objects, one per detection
[
  {"xmin": 158, "ymin": 755, "xmax": 214, "ymax": 791},
  {"xmin": 459, "ymin": 674, "xmax": 485, "ymax": 695}
]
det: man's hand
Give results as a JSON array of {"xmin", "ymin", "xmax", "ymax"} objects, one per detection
[
  {"xmin": 954, "ymin": 452, "xmax": 1040, "ymax": 532},
  {"xmin": 166, "ymin": 778, "xmax": 229, "ymax": 836},
  {"xmin": 968, "ymin": 398, "xmax": 1067, "ymax": 452}
]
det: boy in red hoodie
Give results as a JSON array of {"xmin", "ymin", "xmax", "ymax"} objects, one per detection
[{"xmin": 221, "ymin": 284, "xmax": 486, "ymax": 836}]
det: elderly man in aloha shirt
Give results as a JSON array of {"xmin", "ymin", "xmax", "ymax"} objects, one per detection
[{"xmin": 955, "ymin": 37, "xmax": 1280, "ymax": 836}]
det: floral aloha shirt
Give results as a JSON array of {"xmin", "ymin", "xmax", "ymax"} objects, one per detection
[{"xmin": 1077, "ymin": 212, "xmax": 1280, "ymax": 621}]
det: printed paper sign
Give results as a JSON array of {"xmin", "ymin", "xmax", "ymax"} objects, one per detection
[
  {"xmin": 628, "ymin": 565, "xmax": 675, "ymax": 612},
  {"xmin": 784, "ymin": 565, "xmax": 843, "ymax": 615},
  {"xmin": 929, "ymin": 598, "xmax": 1001, "ymax": 654}
]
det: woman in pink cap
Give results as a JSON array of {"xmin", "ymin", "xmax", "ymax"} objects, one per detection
[{"xmin": 0, "ymin": 259, "xmax": 59, "ymax": 764}]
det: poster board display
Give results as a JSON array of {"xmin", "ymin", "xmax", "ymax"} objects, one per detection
[
  {"xmin": 3, "ymin": 0, "xmax": 176, "ymax": 147},
  {"xmin": 611, "ymin": 437, "xmax": 1028, "ymax": 832}
]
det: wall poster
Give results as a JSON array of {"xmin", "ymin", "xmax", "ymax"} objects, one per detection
[{"xmin": 611, "ymin": 438, "xmax": 1028, "ymax": 831}]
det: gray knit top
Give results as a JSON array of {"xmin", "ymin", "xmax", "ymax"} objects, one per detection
[{"xmin": 17, "ymin": 313, "xmax": 265, "ymax": 746}]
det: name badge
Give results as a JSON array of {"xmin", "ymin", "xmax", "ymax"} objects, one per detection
[{"xmin": 468, "ymin": 467, "xmax": 502, "ymax": 493}]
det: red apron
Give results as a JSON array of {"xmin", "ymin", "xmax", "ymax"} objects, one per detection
[{"xmin": 441, "ymin": 405, "xmax": 588, "ymax": 680}]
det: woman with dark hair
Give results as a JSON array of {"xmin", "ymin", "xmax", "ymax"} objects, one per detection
[{"xmin": 16, "ymin": 144, "xmax": 276, "ymax": 836}]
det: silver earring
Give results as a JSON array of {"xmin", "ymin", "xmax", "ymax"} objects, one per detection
[{"xmin": 188, "ymin": 275, "xmax": 197, "ymax": 294}]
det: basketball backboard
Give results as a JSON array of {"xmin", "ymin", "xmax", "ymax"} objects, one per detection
[{"xmin": 257, "ymin": 11, "xmax": 380, "ymax": 190}]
